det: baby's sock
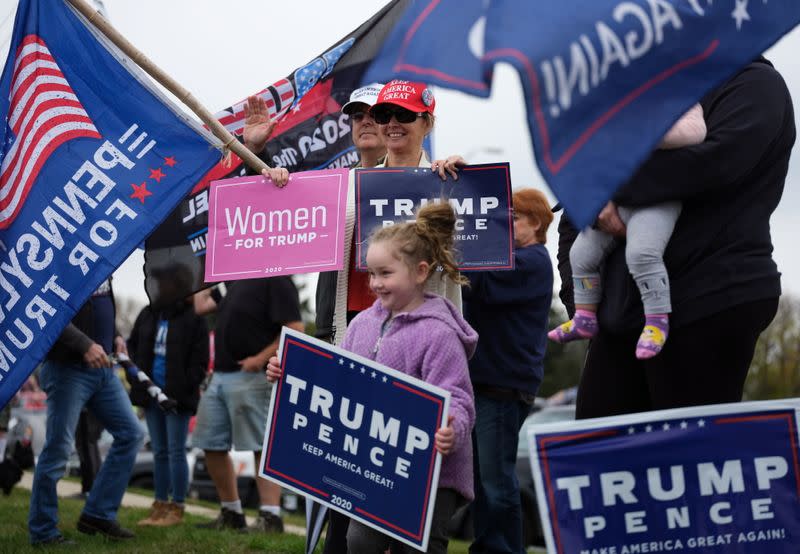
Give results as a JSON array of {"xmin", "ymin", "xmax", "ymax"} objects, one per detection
[
  {"xmin": 548, "ymin": 309, "xmax": 598, "ymax": 343},
  {"xmin": 636, "ymin": 314, "xmax": 669, "ymax": 359}
]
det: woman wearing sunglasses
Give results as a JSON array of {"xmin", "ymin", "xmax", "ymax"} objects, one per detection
[
  {"xmin": 326, "ymin": 80, "xmax": 467, "ymax": 346},
  {"xmin": 265, "ymin": 80, "xmax": 467, "ymax": 346},
  {"xmin": 370, "ymin": 80, "xmax": 466, "ymax": 179}
]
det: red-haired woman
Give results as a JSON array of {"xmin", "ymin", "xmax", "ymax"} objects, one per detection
[{"xmin": 463, "ymin": 187, "xmax": 554, "ymax": 554}]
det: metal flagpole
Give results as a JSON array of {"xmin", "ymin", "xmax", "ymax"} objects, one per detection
[{"xmin": 305, "ymin": 500, "xmax": 329, "ymax": 554}]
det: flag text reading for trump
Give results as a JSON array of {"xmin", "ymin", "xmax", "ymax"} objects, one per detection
[
  {"xmin": 364, "ymin": 0, "xmax": 800, "ymax": 227},
  {"xmin": 0, "ymin": 0, "xmax": 220, "ymax": 408}
]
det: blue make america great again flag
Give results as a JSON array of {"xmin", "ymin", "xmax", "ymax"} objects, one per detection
[
  {"xmin": 364, "ymin": 0, "xmax": 800, "ymax": 227},
  {"xmin": 0, "ymin": 0, "xmax": 221, "ymax": 408}
]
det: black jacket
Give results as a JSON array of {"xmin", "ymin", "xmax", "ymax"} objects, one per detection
[
  {"xmin": 127, "ymin": 302, "xmax": 209, "ymax": 414},
  {"xmin": 463, "ymin": 244, "xmax": 553, "ymax": 395},
  {"xmin": 315, "ymin": 271, "xmax": 337, "ymax": 340},
  {"xmin": 314, "ymin": 158, "xmax": 379, "ymax": 341},
  {"xmin": 576, "ymin": 58, "xmax": 795, "ymax": 333},
  {"xmin": 47, "ymin": 284, "xmax": 119, "ymax": 365}
]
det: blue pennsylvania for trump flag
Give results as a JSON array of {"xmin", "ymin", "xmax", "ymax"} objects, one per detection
[
  {"xmin": 0, "ymin": 0, "xmax": 221, "ymax": 408},
  {"xmin": 364, "ymin": 0, "xmax": 800, "ymax": 227}
]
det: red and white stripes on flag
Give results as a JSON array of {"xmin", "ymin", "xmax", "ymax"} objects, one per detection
[
  {"xmin": 0, "ymin": 35, "xmax": 100, "ymax": 228},
  {"xmin": 215, "ymin": 78, "xmax": 297, "ymax": 136}
]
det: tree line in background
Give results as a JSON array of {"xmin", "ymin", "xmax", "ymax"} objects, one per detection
[{"xmin": 744, "ymin": 294, "xmax": 800, "ymax": 400}]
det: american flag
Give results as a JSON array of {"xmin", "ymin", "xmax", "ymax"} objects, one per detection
[
  {"xmin": 215, "ymin": 77, "xmax": 297, "ymax": 136},
  {"xmin": 0, "ymin": 34, "xmax": 100, "ymax": 228}
]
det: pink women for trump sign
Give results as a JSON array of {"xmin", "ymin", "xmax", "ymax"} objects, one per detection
[{"xmin": 205, "ymin": 169, "xmax": 348, "ymax": 281}]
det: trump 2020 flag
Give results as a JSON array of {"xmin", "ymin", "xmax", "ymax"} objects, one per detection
[
  {"xmin": 0, "ymin": 0, "xmax": 220, "ymax": 408},
  {"xmin": 364, "ymin": 0, "xmax": 800, "ymax": 227}
]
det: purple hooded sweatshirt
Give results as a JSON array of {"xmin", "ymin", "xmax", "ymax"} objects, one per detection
[{"xmin": 342, "ymin": 293, "xmax": 478, "ymax": 501}]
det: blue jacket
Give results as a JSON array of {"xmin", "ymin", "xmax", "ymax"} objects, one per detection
[{"xmin": 462, "ymin": 243, "xmax": 553, "ymax": 396}]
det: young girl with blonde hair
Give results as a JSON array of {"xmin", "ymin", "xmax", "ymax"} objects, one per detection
[{"xmin": 268, "ymin": 201, "xmax": 477, "ymax": 554}]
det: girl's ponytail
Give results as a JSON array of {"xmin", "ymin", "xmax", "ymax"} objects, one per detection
[
  {"xmin": 369, "ymin": 199, "xmax": 468, "ymax": 286},
  {"xmin": 414, "ymin": 201, "xmax": 468, "ymax": 286}
]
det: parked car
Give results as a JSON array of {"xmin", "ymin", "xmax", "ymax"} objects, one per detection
[
  {"xmin": 66, "ymin": 422, "xmax": 200, "ymax": 492},
  {"xmin": 447, "ymin": 404, "xmax": 576, "ymax": 547},
  {"xmin": 9, "ymin": 386, "xmax": 47, "ymax": 457},
  {"xmin": 189, "ymin": 449, "xmax": 259, "ymax": 507},
  {"xmin": 127, "ymin": 446, "xmax": 201, "ymax": 492},
  {"xmin": 189, "ymin": 450, "xmax": 301, "ymax": 513},
  {"xmin": 516, "ymin": 404, "xmax": 576, "ymax": 546}
]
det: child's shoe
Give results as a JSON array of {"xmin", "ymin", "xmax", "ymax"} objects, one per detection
[
  {"xmin": 548, "ymin": 309, "xmax": 598, "ymax": 343},
  {"xmin": 636, "ymin": 314, "xmax": 669, "ymax": 359}
]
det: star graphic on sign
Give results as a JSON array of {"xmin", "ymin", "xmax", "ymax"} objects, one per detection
[
  {"xmin": 382, "ymin": 376, "xmax": 387, "ymax": 383},
  {"xmin": 130, "ymin": 182, "xmax": 152, "ymax": 203},
  {"xmin": 627, "ymin": 427, "xmax": 636, "ymax": 435},
  {"xmin": 662, "ymin": 423, "xmax": 671, "ymax": 431},
  {"xmin": 338, "ymin": 358, "xmax": 344, "ymax": 365},
  {"xmin": 292, "ymin": 102, "xmax": 303, "ymax": 114},
  {"xmin": 149, "ymin": 167, "xmax": 166, "ymax": 183},
  {"xmin": 680, "ymin": 421, "xmax": 688, "ymax": 429},
  {"xmin": 645, "ymin": 425, "xmax": 653, "ymax": 433},
  {"xmin": 698, "ymin": 419, "xmax": 706, "ymax": 427},
  {"xmin": 371, "ymin": 371, "xmax": 377, "ymax": 379},
  {"xmin": 164, "ymin": 156, "xmax": 177, "ymax": 167},
  {"xmin": 732, "ymin": 0, "xmax": 750, "ymax": 30},
  {"xmin": 360, "ymin": 367, "xmax": 366, "ymax": 374},
  {"xmin": 349, "ymin": 362, "xmax": 355, "ymax": 369}
]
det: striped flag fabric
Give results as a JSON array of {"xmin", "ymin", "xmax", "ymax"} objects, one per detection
[
  {"xmin": 1, "ymin": 35, "xmax": 101, "ymax": 228},
  {"xmin": 0, "ymin": 0, "xmax": 221, "ymax": 408},
  {"xmin": 214, "ymin": 78, "xmax": 296, "ymax": 137}
]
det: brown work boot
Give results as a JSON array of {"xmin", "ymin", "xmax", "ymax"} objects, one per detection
[
  {"xmin": 151, "ymin": 502, "xmax": 185, "ymax": 527},
  {"xmin": 137, "ymin": 500, "xmax": 168, "ymax": 526}
]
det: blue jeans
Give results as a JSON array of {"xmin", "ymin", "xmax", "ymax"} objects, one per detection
[
  {"xmin": 470, "ymin": 393, "xmax": 529, "ymax": 554},
  {"xmin": 144, "ymin": 401, "xmax": 191, "ymax": 503},
  {"xmin": 29, "ymin": 361, "xmax": 143, "ymax": 543}
]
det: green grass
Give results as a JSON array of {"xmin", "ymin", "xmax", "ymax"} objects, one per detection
[
  {"xmin": 2, "ymin": 487, "xmax": 483, "ymax": 553},
  {"xmin": 62, "ymin": 476, "xmax": 309, "ymax": 529},
  {"xmin": 2, "ymin": 487, "xmax": 313, "ymax": 554}
]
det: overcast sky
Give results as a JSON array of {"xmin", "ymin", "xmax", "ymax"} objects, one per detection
[{"xmin": 1, "ymin": 0, "xmax": 799, "ymax": 311}]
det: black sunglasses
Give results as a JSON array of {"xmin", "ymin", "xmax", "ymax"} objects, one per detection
[
  {"xmin": 371, "ymin": 106, "xmax": 424, "ymax": 125},
  {"xmin": 349, "ymin": 110, "xmax": 373, "ymax": 122}
]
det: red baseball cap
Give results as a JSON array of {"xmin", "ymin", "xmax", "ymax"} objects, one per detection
[{"xmin": 372, "ymin": 80, "xmax": 436, "ymax": 114}]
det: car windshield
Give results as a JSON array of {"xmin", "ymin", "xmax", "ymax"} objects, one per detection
[{"xmin": 517, "ymin": 406, "xmax": 576, "ymax": 458}]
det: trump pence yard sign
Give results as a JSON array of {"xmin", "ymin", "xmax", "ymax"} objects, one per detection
[
  {"xmin": 527, "ymin": 399, "xmax": 800, "ymax": 554},
  {"xmin": 260, "ymin": 328, "xmax": 450, "ymax": 551}
]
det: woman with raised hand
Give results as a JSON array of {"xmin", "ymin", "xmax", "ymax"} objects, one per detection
[
  {"xmin": 265, "ymin": 81, "xmax": 467, "ymax": 345},
  {"xmin": 328, "ymin": 80, "xmax": 466, "ymax": 345}
]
